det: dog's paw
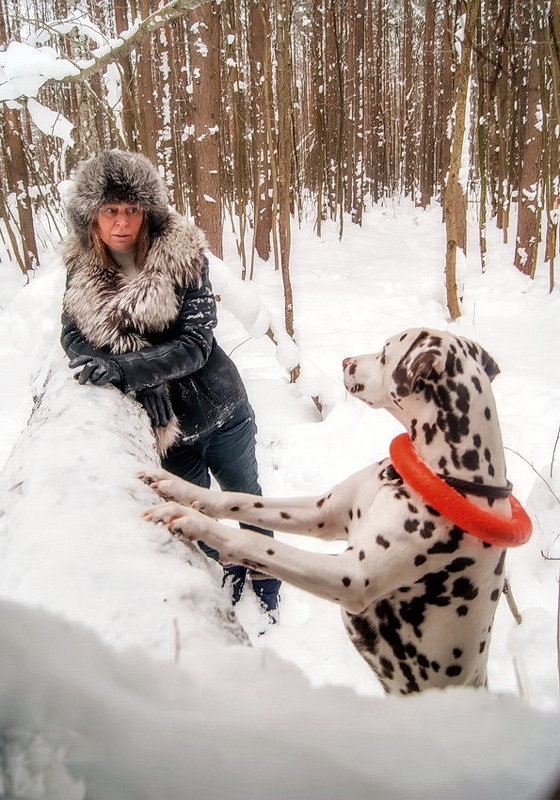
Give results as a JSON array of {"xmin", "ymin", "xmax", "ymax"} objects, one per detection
[
  {"xmin": 138, "ymin": 469, "xmax": 210, "ymax": 508},
  {"xmin": 143, "ymin": 501, "xmax": 212, "ymax": 542}
]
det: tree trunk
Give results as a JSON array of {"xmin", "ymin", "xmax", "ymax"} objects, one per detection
[
  {"xmin": 187, "ymin": 0, "xmax": 223, "ymax": 258},
  {"xmin": 248, "ymin": 0, "xmax": 272, "ymax": 264},
  {"xmin": 514, "ymin": 29, "xmax": 542, "ymax": 277},
  {"xmin": 444, "ymin": 0, "xmax": 479, "ymax": 320},
  {"xmin": 419, "ymin": 0, "xmax": 435, "ymax": 207},
  {"xmin": 137, "ymin": 0, "xmax": 159, "ymax": 162},
  {"xmin": 0, "ymin": 355, "xmax": 248, "ymax": 657},
  {"xmin": 275, "ymin": 0, "xmax": 297, "ymax": 376},
  {"xmin": 114, "ymin": 0, "xmax": 137, "ymax": 151}
]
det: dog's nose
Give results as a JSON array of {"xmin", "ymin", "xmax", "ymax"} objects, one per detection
[{"xmin": 342, "ymin": 358, "xmax": 352, "ymax": 370}]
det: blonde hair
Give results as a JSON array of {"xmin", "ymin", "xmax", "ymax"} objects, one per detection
[{"xmin": 90, "ymin": 213, "xmax": 150, "ymax": 270}]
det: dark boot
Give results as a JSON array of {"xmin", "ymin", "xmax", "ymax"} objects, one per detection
[
  {"xmin": 222, "ymin": 565, "xmax": 247, "ymax": 605},
  {"xmin": 251, "ymin": 576, "xmax": 281, "ymax": 623}
]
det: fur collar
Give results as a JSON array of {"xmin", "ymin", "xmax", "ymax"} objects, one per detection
[{"xmin": 62, "ymin": 212, "xmax": 207, "ymax": 355}]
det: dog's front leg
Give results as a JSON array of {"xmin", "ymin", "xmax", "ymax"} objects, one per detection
[
  {"xmin": 139, "ymin": 465, "xmax": 374, "ymax": 541},
  {"xmin": 143, "ymin": 501, "xmax": 372, "ymax": 612}
]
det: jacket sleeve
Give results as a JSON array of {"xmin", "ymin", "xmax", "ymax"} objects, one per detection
[
  {"xmin": 110, "ymin": 264, "xmax": 217, "ymax": 393},
  {"xmin": 60, "ymin": 311, "xmax": 109, "ymax": 361}
]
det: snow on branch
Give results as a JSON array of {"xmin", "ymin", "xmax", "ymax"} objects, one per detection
[{"xmin": 0, "ymin": 0, "xmax": 209, "ymax": 103}]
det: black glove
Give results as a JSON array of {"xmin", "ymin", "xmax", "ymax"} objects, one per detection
[
  {"xmin": 70, "ymin": 355, "xmax": 123, "ymax": 388},
  {"xmin": 136, "ymin": 384, "xmax": 174, "ymax": 427}
]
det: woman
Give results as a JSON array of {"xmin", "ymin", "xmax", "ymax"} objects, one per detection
[{"xmin": 60, "ymin": 149, "xmax": 280, "ymax": 620}]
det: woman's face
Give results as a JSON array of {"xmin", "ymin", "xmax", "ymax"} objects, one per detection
[{"xmin": 96, "ymin": 203, "xmax": 144, "ymax": 250}]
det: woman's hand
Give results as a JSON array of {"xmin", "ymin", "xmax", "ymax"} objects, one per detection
[
  {"xmin": 70, "ymin": 355, "xmax": 123, "ymax": 387},
  {"xmin": 136, "ymin": 385, "xmax": 174, "ymax": 427}
]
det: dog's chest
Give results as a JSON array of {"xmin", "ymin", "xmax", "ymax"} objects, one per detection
[
  {"xmin": 342, "ymin": 545, "xmax": 506, "ymax": 695},
  {"xmin": 338, "ymin": 460, "xmax": 507, "ymax": 694}
]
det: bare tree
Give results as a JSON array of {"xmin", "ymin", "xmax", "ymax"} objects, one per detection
[
  {"xmin": 187, "ymin": 1, "xmax": 223, "ymax": 257},
  {"xmin": 444, "ymin": 0, "xmax": 480, "ymax": 320}
]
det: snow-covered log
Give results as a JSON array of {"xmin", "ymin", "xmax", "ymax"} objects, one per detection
[{"xmin": 0, "ymin": 351, "xmax": 247, "ymax": 660}]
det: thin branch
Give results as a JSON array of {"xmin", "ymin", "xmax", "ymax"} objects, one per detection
[
  {"xmin": 551, "ymin": 424, "xmax": 560, "ymax": 479},
  {"xmin": 504, "ymin": 445, "xmax": 560, "ymax": 505},
  {"xmin": 3, "ymin": 0, "xmax": 208, "ymax": 101}
]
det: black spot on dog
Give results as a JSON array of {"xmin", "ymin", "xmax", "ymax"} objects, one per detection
[
  {"xmin": 479, "ymin": 640, "xmax": 486, "ymax": 653},
  {"xmin": 407, "ymin": 502, "xmax": 418, "ymax": 514},
  {"xmin": 423, "ymin": 422, "xmax": 438, "ymax": 445},
  {"xmin": 490, "ymin": 588, "xmax": 500, "ymax": 601},
  {"xmin": 462, "ymin": 449, "xmax": 480, "ymax": 470},
  {"xmin": 431, "ymin": 661, "xmax": 440, "ymax": 672},
  {"xmin": 280, "ymin": 511, "xmax": 291, "ymax": 519},
  {"xmin": 398, "ymin": 661, "xmax": 420, "ymax": 694},
  {"xmin": 376, "ymin": 599, "xmax": 407, "ymax": 661},
  {"xmin": 405, "ymin": 518, "xmax": 420, "ymax": 533},
  {"xmin": 380, "ymin": 657, "xmax": 395, "ymax": 678},
  {"xmin": 376, "ymin": 536, "xmax": 390, "ymax": 549},
  {"xmin": 455, "ymin": 383, "xmax": 470, "ymax": 414},
  {"xmin": 427, "ymin": 526, "xmax": 463, "ymax": 554},
  {"xmin": 452, "ymin": 577, "xmax": 478, "ymax": 600},
  {"xmin": 342, "ymin": 577, "xmax": 351, "ymax": 587},
  {"xmin": 254, "ymin": 501, "xmax": 263, "ymax": 508},
  {"xmin": 484, "ymin": 407, "xmax": 491, "ymax": 420},
  {"xmin": 419, "ymin": 521, "xmax": 435, "ymax": 539},
  {"xmin": 426, "ymin": 505, "xmax": 441, "ymax": 517},
  {"xmin": 417, "ymin": 653, "xmax": 429, "ymax": 668},
  {"xmin": 471, "ymin": 375, "xmax": 482, "ymax": 393},
  {"xmin": 415, "ymin": 554, "xmax": 427, "ymax": 567},
  {"xmin": 452, "ymin": 647, "xmax": 463, "ymax": 658},
  {"xmin": 494, "ymin": 552, "xmax": 506, "ymax": 575},
  {"xmin": 350, "ymin": 383, "xmax": 365, "ymax": 394},
  {"xmin": 348, "ymin": 614, "xmax": 378, "ymax": 654},
  {"xmin": 230, "ymin": 506, "xmax": 240, "ymax": 511},
  {"xmin": 348, "ymin": 509, "xmax": 354, "ymax": 520},
  {"xmin": 266, "ymin": 549, "xmax": 275, "ymax": 555},
  {"xmin": 457, "ymin": 605, "xmax": 469, "ymax": 616},
  {"xmin": 446, "ymin": 664, "xmax": 462, "ymax": 678},
  {"xmin": 446, "ymin": 557, "xmax": 475, "ymax": 572},
  {"xmin": 473, "ymin": 434, "xmax": 482, "ymax": 448},
  {"xmin": 359, "ymin": 550, "xmax": 366, "ymax": 560},
  {"xmin": 365, "ymin": 578, "xmax": 370, "ymax": 587},
  {"xmin": 317, "ymin": 497, "xmax": 325, "ymax": 508},
  {"xmin": 318, "ymin": 522, "xmax": 325, "ymax": 529}
]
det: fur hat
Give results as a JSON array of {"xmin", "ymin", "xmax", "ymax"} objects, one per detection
[{"xmin": 65, "ymin": 150, "xmax": 170, "ymax": 244}]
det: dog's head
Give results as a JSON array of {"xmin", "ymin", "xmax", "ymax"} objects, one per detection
[{"xmin": 343, "ymin": 328, "xmax": 500, "ymax": 415}]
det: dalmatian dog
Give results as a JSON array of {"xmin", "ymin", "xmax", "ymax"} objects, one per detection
[{"xmin": 141, "ymin": 328, "xmax": 512, "ymax": 695}]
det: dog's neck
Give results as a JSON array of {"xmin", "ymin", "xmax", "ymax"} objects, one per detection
[{"xmin": 392, "ymin": 388, "xmax": 508, "ymax": 493}]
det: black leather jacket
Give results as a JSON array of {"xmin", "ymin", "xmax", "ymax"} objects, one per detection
[{"xmin": 61, "ymin": 268, "xmax": 248, "ymax": 441}]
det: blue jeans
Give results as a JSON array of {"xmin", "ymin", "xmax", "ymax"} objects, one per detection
[{"xmin": 163, "ymin": 403, "xmax": 281, "ymax": 610}]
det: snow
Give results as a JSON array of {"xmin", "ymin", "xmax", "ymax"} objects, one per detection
[
  {"xmin": 26, "ymin": 99, "xmax": 74, "ymax": 148},
  {"xmin": 1, "ymin": 200, "xmax": 560, "ymax": 797},
  {"xmin": 0, "ymin": 42, "xmax": 79, "ymax": 102}
]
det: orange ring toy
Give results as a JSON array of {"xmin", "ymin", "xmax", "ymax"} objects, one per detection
[{"xmin": 389, "ymin": 433, "xmax": 532, "ymax": 548}]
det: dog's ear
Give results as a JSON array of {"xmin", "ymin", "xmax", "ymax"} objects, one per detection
[
  {"xmin": 479, "ymin": 348, "xmax": 500, "ymax": 382},
  {"xmin": 393, "ymin": 348, "xmax": 444, "ymax": 396},
  {"xmin": 408, "ymin": 349, "xmax": 444, "ymax": 388}
]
